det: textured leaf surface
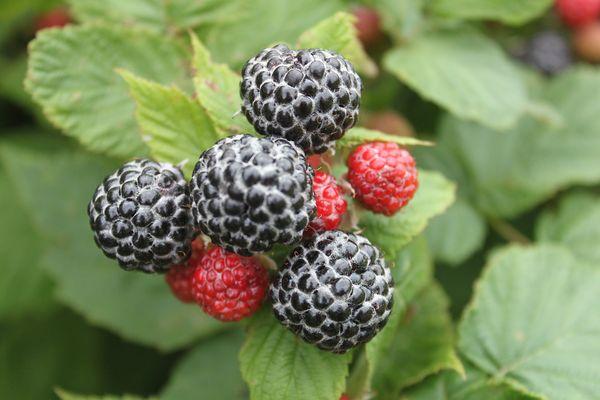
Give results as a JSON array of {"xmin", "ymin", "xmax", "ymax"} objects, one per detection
[
  {"xmin": 240, "ymin": 308, "xmax": 351, "ymax": 400},
  {"xmin": 435, "ymin": 67, "xmax": 600, "ymax": 217},
  {"xmin": 191, "ymin": 34, "xmax": 253, "ymax": 134},
  {"xmin": 297, "ymin": 12, "xmax": 377, "ymax": 77},
  {"xmin": 0, "ymin": 136, "xmax": 223, "ymax": 351},
  {"xmin": 68, "ymin": 0, "xmax": 241, "ymax": 33},
  {"xmin": 459, "ymin": 245, "xmax": 600, "ymax": 399},
  {"xmin": 161, "ymin": 331, "xmax": 245, "ymax": 400},
  {"xmin": 402, "ymin": 364, "xmax": 534, "ymax": 400},
  {"xmin": 384, "ymin": 29, "xmax": 526, "ymax": 130},
  {"xmin": 427, "ymin": 0, "xmax": 553, "ymax": 25},
  {"xmin": 370, "ymin": 284, "xmax": 463, "ymax": 398},
  {"xmin": 121, "ymin": 71, "xmax": 221, "ymax": 178},
  {"xmin": 0, "ymin": 154, "xmax": 55, "ymax": 320},
  {"xmin": 337, "ymin": 127, "xmax": 432, "ymax": 149},
  {"xmin": 426, "ymin": 198, "xmax": 486, "ymax": 266},
  {"xmin": 360, "ymin": 171, "xmax": 456, "ymax": 260},
  {"xmin": 536, "ymin": 192, "xmax": 600, "ymax": 266},
  {"xmin": 26, "ymin": 25, "xmax": 188, "ymax": 158},
  {"xmin": 194, "ymin": 0, "xmax": 343, "ymax": 66}
]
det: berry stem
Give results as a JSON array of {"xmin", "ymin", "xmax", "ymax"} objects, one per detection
[
  {"xmin": 345, "ymin": 349, "xmax": 370, "ymax": 400},
  {"xmin": 488, "ymin": 217, "xmax": 531, "ymax": 245}
]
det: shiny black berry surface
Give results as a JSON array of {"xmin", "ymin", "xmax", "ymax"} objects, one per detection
[
  {"xmin": 240, "ymin": 44, "xmax": 362, "ymax": 154},
  {"xmin": 87, "ymin": 159, "xmax": 194, "ymax": 273},
  {"xmin": 190, "ymin": 134, "xmax": 316, "ymax": 256},
  {"xmin": 270, "ymin": 230, "xmax": 394, "ymax": 353}
]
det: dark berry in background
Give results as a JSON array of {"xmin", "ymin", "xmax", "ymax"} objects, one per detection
[
  {"xmin": 518, "ymin": 31, "xmax": 572, "ymax": 76},
  {"xmin": 240, "ymin": 44, "xmax": 362, "ymax": 154},
  {"xmin": 88, "ymin": 159, "xmax": 195, "ymax": 273},
  {"xmin": 270, "ymin": 230, "xmax": 394, "ymax": 353},
  {"xmin": 190, "ymin": 134, "xmax": 316, "ymax": 256}
]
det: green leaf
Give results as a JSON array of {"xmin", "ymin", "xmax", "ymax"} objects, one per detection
[
  {"xmin": 383, "ymin": 29, "xmax": 526, "ymax": 130},
  {"xmin": 360, "ymin": 170, "xmax": 456, "ymax": 260},
  {"xmin": 370, "ymin": 284, "xmax": 464, "ymax": 399},
  {"xmin": 337, "ymin": 127, "xmax": 433, "ymax": 149},
  {"xmin": 374, "ymin": 0, "xmax": 425, "ymax": 42},
  {"xmin": 0, "ymin": 311, "xmax": 106, "ymax": 399},
  {"xmin": 0, "ymin": 136, "xmax": 224, "ymax": 351},
  {"xmin": 459, "ymin": 245, "xmax": 600, "ymax": 399},
  {"xmin": 240, "ymin": 308, "xmax": 351, "ymax": 400},
  {"xmin": 57, "ymin": 389, "xmax": 152, "ymax": 400},
  {"xmin": 434, "ymin": 67, "xmax": 600, "ymax": 217},
  {"xmin": 427, "ymin": 0, "xmax": 553, "ymax": 25},
  {"xmin": 26, "ymin": 25, "xmax": 188, "ymax": 158},
  {"xmin": 68, "ymin": 0, "xmax": 242, "ymax": 33},
  {"xmin": 402, "ymin": 364, "xmax": 535, "ymax": 400},
  {"xmin": 0, "ymin": 153, "xmax": 55, "ymax": 320},
  {"xmin": 297, "ymin": 12, "xmax": 377, "ymax": 77},
  {"xmin": 190, "ymin": 34, "xmax": 253, "ymax": 135},
  {"xmin": 120, "ymin": 70, "xmax": 221, "ymax": 178},
  {"xmin": 161, "ymin": 331, "xmax": 246, "ymax": 400},
  {"xmin": 194, "ymin": 0, "xmax": 343, "ymax": 66},
  {"xmin": 536, "ymin": 192, "xmax": 600, "ymax": 266},
  {"xmin": 426, "ymin": 198, "xmax": 487, "ymax": 266}
]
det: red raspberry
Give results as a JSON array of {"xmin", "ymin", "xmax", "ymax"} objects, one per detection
[
  {"xmin": 353, "ymin": 6, "xmax": 383, "ymax": 47},
  {"xmin": 35, "ymin": 8, "xmax": 71, "ymax": 32},
  {"xmin": 555, "ymin": 0, "xmax": 600, "ymax": 28},
  {"xmin": 347, "ymin": 142, "xmax": 418, "ymax": 216},
  {"xmin": 192, "ymin": 246, "xmax": 269, "ymax": 322},
  {"xmin": 307, "ymin": 171, "xmax": 347, "ymax": 234},
  {"xmin": 165, "ymin": 239, "xmax": 205, "ymax": 303},
  {"xmin": 340, "ymin": 395, "xmax": 350, "ymax": 400}
]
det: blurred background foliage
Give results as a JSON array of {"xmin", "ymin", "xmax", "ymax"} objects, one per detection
[{"xmin": 1, "ymin": 0, "xmax": 599, "ymax": 399}]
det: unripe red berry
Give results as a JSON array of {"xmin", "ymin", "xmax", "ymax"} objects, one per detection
[
  {"xmin": 306, "ymin": 171, "xmax": 347, "ymax": 234},
  {"xmin": 192, "ymin": 246, "xmax": 269, "ymax": 322},
  {"xmin": 347, "ymin": 142, "xmax": 418, "ymax": 216},
  {"xmin": 555, "ymin": 0, "xmax": 600, "ymax": 28}
]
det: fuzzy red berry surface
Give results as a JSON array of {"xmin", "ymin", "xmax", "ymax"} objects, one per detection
[
  {"xmin": 339, "ymin": 395, "xmax": 350, "ymax": 400},
  {"xmin": 555, "ymin": 0, "xmax": 600, "ymax": 28},
  {"xmin": 307, "ymin": 171, "xmax": 347, "ymax": 234},
  {"xmin": 192, "ymin": 246, "xmax": 269, "ymax": 322},
  {"xmin": 165, "ymin": 239, "xmax": 205, "ymax": 303},
  {"xmin": 35, "ymin": 8, "xmax": 71, "ymax": 32},
  {"xmin": 347, "ymin": 142, "xmax": 418, "ymax": 216}
]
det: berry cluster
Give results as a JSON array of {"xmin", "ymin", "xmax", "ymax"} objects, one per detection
[{"xmin": 87, "ymin": 44, "xmax": 419, "ymax": 353}]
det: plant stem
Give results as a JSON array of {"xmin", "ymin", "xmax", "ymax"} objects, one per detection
[
  {"xmin": 488, "ymin": 217, "xmax": 531, "ymax": 245},
  {"xmin": 346, "ymin": 349, "xmax": 370, "ymax": 400}
]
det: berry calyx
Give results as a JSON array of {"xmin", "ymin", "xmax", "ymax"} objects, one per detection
[
  {"xmin": 307, "ymin": 171, "xmax": 347, "ymax": 234},
  {"xmin": 555, "ymin": 0, "xmax": 600, "ymax": 28},
  {"xmin": 165, "ymin": 239, "xmax": 205, "ymax": 303},
  {"xmin": 347, "ymin": 142, "xmax": 418, "ymax": 216},
  {"xmin": 192, "ymin": 246, "xmax": 269, "ymax": 322}
]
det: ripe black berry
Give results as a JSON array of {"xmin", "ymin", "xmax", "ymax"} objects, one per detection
[
  {"xmin": 270, "ymin": 230, "xmax": 394, "ymax": 353},
  {"xmin": 519, "ymin": 31, "xmax": 572, "ymax": 75},
  {"xmin": 240, "ymin": 44, "xmax": 362, "ymax": 154},
  {"xmin": 190, "ymin": 134, "xmax": 316, "ymax": 256},
  {"xmin": 88, "ymin": 159, "xmax": 195, "ymax": 273}
]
